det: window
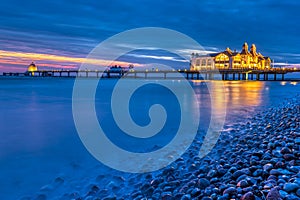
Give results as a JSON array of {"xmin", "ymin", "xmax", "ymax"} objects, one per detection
[{"xmin": 207, "ymin": 59, "xmax": 212, "ymax": 66}]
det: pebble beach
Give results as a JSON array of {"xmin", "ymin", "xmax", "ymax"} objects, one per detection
[{"xmin": 30, "ymin": 95, "xmax": 300, "ymax": 200}]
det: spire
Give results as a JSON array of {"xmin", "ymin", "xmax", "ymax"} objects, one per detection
[
  {"xmin": 250, "ymin": 44, "xmax": 257, "ymax": 55},
  {"xmin": 241, "ymin": 42, "xmax": 249, "ymax": 54}
]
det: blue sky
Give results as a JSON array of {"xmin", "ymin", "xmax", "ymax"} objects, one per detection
[{"xmin": 0, "ymin": 0, "xmax": 300, "ymax": 71}]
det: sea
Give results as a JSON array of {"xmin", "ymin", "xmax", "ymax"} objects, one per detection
[{"xmin": 0, "ymin": 75, "xmax": 300, "ymax": 199}]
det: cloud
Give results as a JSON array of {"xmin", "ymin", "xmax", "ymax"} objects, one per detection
[{"xmin": 127, "ymin": 53, "xmax": 189, "ymax": 63}]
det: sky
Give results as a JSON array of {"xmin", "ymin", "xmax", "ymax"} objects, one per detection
[{"xmin": 0, "ymin": 0, "xmax": 300, "ymax": 72}]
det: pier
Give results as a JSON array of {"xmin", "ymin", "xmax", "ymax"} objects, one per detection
[{"xmin": 2, "ymin": 68, "xmax": 300, "ymax": 81}]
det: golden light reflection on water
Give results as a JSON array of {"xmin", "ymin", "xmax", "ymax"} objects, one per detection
[
  {"xmin": 280, "ymin": 81, "xmax": 287, "ymax": 86},
  {"xmin": 223, "ymin": 81, "xmax": 265, "ymax": 107},
  {"xmin": 291, "ymin": 82, "xmax": 298, "ymax": 86},
  {"xmin": 191, "ymin": 80, "xmax": 265, "ymax": 108}
]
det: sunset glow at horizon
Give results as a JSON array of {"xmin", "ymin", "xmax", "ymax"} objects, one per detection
[{"xmin": 0, "ymin": 50, "xmax": 143, "ymax": 72}]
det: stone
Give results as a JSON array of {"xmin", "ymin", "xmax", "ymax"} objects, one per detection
[
  {"xmin": 275, "ymin": 161, "xmax": 285, "ymax": 169},
  {"xmin": 283, "ymin": 154, "xmax": 295, "ymax": 161},
  {"xmin": 253, "ymin": 169, "xmax": 263, "ymax": 177},
  {"xmin": 266, "ymin": 188, "xmax": 280, "ymax": 200},
  {"xmin": 207, "ymin": 169, "xmax": 218, "ymax": 178},
  {"xmin": 279, "ymin": 190, "xmax": 288, "ymax": 198},
  {"xmin": 280, "ymin": 147, "xmax": 292, "ymax": 154},
  {"xmin": 197, "ymin": 178, "xmax": 210, "ymax": 189},
  {"xmin": 161, "ymin": 192, "xmax": 173, "ymax": 200},
  {"xmin": 223, "ymin": 187, "xmax": 236, "ymax": 196},
  {"xmin": 270, "ymin": 169, "xmax": 282, "ymax": 176},
  {"xmin": 180, "ymin": 194, "xmax": 191, "ymax": 200},
  {"xmin": 191, "ymin": 188, "xmax": 201, "ymax": 197},
  {"xmin": 240, "ymin": 192, "xmax": 255, "ymax": 200},
  {"xmin": 103, "ymin": 196, "xmax": 117, "ymax": 200},
  {"xmin": 296, "ymin": 188, "xmax": 300, "ymax": 197},
  {"xmin": 283, "ymin": 183, "xmax": 299, "ymax": 192},
  {"xmin": 237, "ymin": 180, "xmax": 248, "ymax": 188},
  {"xmin": 233, "ymin": 170, "xmax": 246, "ymax": 180},
  {"xmin": 263, "ymin": 164, "xmax": 273, "ymax": 172}
]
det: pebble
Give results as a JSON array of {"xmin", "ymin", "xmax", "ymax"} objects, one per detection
[
  {"xmin": 240, "ymin": 192, "xmax": 255, "ymax": 200},
  {"xmin": 33, "ymin": 96, "xmax": 300, "ymax": 200},
  {"xmin": 283, "ymin": 183, "xmax": 300, "ymax": 192},
  {"xmin": 263, "ymin": 163, "xmax": 273, "ymax": 172},
  {"xmin": 223, "ymin": 187, "xmax": 236, "ymax": 196},
  {"xmin": 266, "ymin": 188, "xmax": 280, "ymax": 200},
  {"xmin": 197, "ymin": 178, "xmax": 210, "ymax": 189}
]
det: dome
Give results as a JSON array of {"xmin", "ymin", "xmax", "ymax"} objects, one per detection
[{"xmin": 27, "ymin": 62, "xmax": 38, "ymax": 72}]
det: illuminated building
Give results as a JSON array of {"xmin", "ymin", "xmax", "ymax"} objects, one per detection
[
  {"xmin": 190, "ymin": 43, "xmax": 271, "ymax": 70},
  {"xmin": 27, "ymin": 62, "xmax": 38, "ymax": 75}
]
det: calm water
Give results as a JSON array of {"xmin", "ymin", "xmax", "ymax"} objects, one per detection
[{"xmin": 0, "ymin": 77, "xmax": 299, "ymax": 199}]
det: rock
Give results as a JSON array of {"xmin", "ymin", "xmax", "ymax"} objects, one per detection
[
  {"xmin": 283, "ymin": 154, "xmax": 295, "ymax": 161},
  {"xmin": 264, "ymin": 183, "xmax": 274, "ymax": 190},
  {"xmin": 197, "ymin": 178, "xmax": 210, "ymax": 189},
  {"xmin": 237, "ymin": 180, "xmax": 249, "ymax": 188},
  {"xmin": 266, "ymin": 188, "xmax": 280, "ymax": 200},
  {"xmin": 283, "ymin": 183, "xmax": 299, "ymax": 192},
  {"xmin": 270, "ymin": 169, "xmax": 283, "ymax": 176},
  {"xmin": 263, "ymin": 164, "xmax": 273, "ymax": 172},
  {"xmin": 191, "ymin": 188, "xmax": 201, "ymax": 197},
  {"xmin": 207, "ymin": 169, "xmax": 218, "ymax": 178},
  {"xmin": 102, "ymin": 196, "xmax": 117, "ymax": 200},
  {"xmin": 285, "ymin": 194, "xmax": 300, "ymax": 200},
  {"xmin": 275, "ymin": 161, "xmax": 285, "ymax": 169},
  {"xmin": 253, "ymin": 169, "xmax": 263, "ymax": 177},
  {"xmin": 241, "ymin": 192, "xmax": 255, "ymax": 200},
  {"xmin": 223, "ymin": 187, "xmax": 236, "ymax": 196},
  {"xmin": 279, "ymin": 190, "xmax": 288, "ymax": 198},
  {"xmin": 280, "ymin": 147, "xmax": 292, "ymax": 154},
  {"xmin": 296, "ymin": 188, "xmax": 300, "ymax": 197},
  {"xmin": 202, "ymin": 197, "xmax": 212, "ymax": 200},
  {"xmin": 161, "ymin": 192, "xmax": 173, "ymax": 200},
  {"xmin": 180, "ymin": 194, "xmax": 191, "ymax": 200},
  {"xmin": 233, "ymin": 170, "xmax": 246, "ymax": 180}
]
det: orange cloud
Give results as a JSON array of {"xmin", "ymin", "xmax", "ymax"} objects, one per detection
[{"xmin": 0, "ymin": 50, "xmax": 142, "ymax": 71}]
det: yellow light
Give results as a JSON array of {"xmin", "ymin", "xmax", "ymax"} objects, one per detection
[
  {"xmin": 291, "ymin": 82, "xmax": 297, "ymax": 86},
  {"xmin": 280, "ymin": 81, "xmax": 286, "ymax": 86}
]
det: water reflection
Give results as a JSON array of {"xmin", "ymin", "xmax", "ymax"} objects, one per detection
[
  {"xmin": 223, "ymin": 81, "xmax": 265, "ymax": 107},
  {"xmin": 192, "ymin": 80, "xmax": 265, "ymax": 108}
]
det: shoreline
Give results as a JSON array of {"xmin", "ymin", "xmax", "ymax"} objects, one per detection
[{"xmin": 22, "ymin": 94, "xmax": 300, "ymax": 200}]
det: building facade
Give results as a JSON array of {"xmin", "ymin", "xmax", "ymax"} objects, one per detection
[{"xmin": 190, "ymin": 43, "xmax": 271, "ymax": 71}]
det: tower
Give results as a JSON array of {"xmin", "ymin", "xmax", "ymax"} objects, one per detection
[
  {"xmin": 250, "ymin": 44, "xmax": 257, "ymax": 55},
  {"xmin": 241, "ymin": 42, "xmax": 249, "ymax": 54}
]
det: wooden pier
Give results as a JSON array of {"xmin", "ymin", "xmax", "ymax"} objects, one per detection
[{"xmin": 2, "ymin": 68, "xmax": 300, "ymax": 81}]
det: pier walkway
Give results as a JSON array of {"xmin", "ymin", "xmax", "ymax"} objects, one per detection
[{"xmin": 2, "ymin": 68, "xmax": 300, "ymax": 81}]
